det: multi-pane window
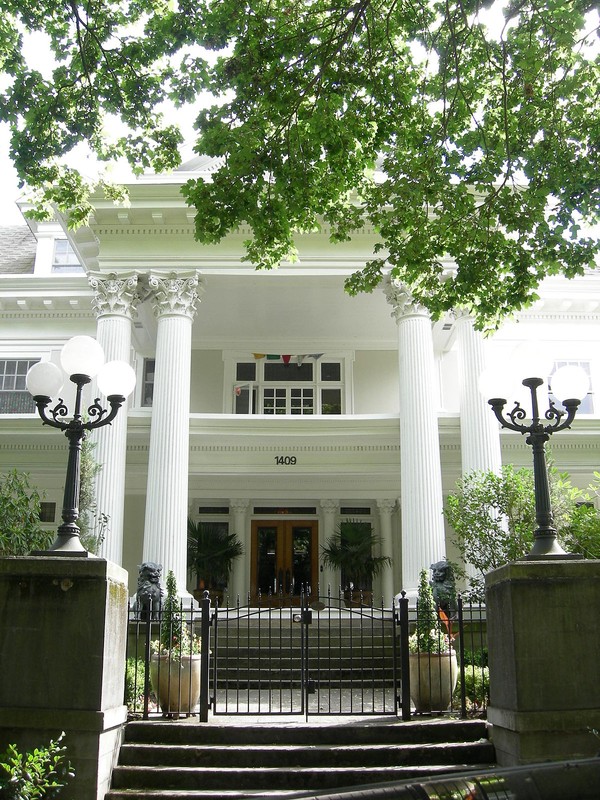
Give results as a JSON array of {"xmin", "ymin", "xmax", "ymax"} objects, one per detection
[
  {"xmin": 0, "ymin": 359, "xmax": 39, "ymax": 413},
  {"xmin": 52, "ymin": 239, "xmax": 83, "ymax": 273},
  {"xmin": 233, "ymin": 359, "xmax": 343, "ymax": 415},
  {"xmin": 549, "ymin": 361, "xmax": 594, "ymax": 414},
  {"xmin": 141, "ymin": 359, "xmax": 155, "ymax": 406},
  {"xmin": 40, "ymin": 502, "xmax": 56, "ymax": 523}
]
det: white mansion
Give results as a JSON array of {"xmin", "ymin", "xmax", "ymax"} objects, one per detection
[{"xmin": 1, "ymin": 160, "xmax": 599, "ymax": 600}]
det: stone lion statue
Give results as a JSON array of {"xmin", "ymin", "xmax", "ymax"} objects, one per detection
[
  {"xmin": 430, "ymin": 559, "xmax": 457, "ymax": 612},
  {"xmin": 134, "ymin": 561, "xmax": 163, "ymax": 620}
]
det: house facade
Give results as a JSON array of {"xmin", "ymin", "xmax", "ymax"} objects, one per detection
[{"xmin": 1, "ymin": 160, "xmax": 599, "ymax": 600}]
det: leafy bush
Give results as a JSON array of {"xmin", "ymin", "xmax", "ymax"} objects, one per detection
[
  {"xmin": 445, "ymin": 464, "xmax": 600, "ymax": 598},
  {"xmin": 125, "ymin": 658, "xmax": 147, "ymax": 713},
  {"xmin": 0, "ymin": 471, "xmax": 53, "ymax": 556},
  {"xmin": 454, "ymin": 665, "xmax": 490, "ymax": 712},
  {"xmin": 0, "ymin": 733, "xmax": 72, "ymax": 799}
]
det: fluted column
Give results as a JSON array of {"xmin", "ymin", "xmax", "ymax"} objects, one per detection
[
  {"xmin": 230, "ymin": 499, "xmax": 250, "ymax": 603},
  {"xmin": 89, "ymin": 271, "xmax": 139, "ymax": 564},
  {"xmin": 376, "ymin": 499, "xmax": 396, "ymax": 607},
  {"xmin": 454, "ymin": 310, "xmax": 502, "ymax": 474},
  {"xmin": 142, "ymin": 272, "xmax": 203, "ymax": 594},
  {"xmin": 319, "ymin": 500, "xmax": 338, "ymax": 597},
  {"xmin": 384, "ymin": 277, "xmax": 446, "ymax": 591}
]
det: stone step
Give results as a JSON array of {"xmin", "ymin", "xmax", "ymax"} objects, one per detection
[
  {"xmin": 110, "ymin": 762, "xmax": 496, "ymax": 792},
  {"xmin": 123, "ymin": 720, "xmax": 488, "ymax": 746},
  {"xmin": 118, "ymin": 740, "xmax": 495, "ymax": 768}
]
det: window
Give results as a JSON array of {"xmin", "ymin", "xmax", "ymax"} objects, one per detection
[
  {"xmin": 233, "ymin": 358, "xmax": 344, "ymax": 415},
  {"xmin": 0, "ymin": 359, "xmax": 39, "ymax": 413},
  {"xmin": 142, "ymin": 359, "xmax": 155, "ymax": 406},
  {"xmin": 52, "ymin": 239, "xmax": 83, "ymax": 273},
  {"xmin": 40, "ymin": 502, "xmax": 56, "ymax": 523},
  {"xmin": 549, "ymin": 361, "xmax": 594, "ymax": 415}
]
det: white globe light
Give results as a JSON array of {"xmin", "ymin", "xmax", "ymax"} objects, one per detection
[
  {"xmin": 551, "ymin": 365, "xmax": 590, "ymax": 404},
  {"xmin": 60, "ymin": 336, "xmax": 105, "ymax": 378},
  {"xmin": 97, "ymin": 361, "xmax": 137, "ymax": 398},
  {"xmin": 26, "ymin": 361, "xmax": 63, "ymax": 398}
]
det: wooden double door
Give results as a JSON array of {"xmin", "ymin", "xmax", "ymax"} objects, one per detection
[{"xmin": 250, "ymin": 520, "xmax": 318, "ymax": 603}]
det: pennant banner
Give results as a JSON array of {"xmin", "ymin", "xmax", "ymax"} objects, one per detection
[{"xmin": 252, "ymin": 352, "xmax": 326, "ymax": 364}]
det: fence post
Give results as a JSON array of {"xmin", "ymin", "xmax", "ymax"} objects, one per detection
[
  {"xmin": 199, "ymin": 590, "xmax": 212, "ymax": 722},
  {"xmin": 398, "ymin": 591, "xmax": 411, "ymax": 720}
]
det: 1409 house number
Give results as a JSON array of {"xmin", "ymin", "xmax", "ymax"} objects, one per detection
[{"xmin": 275, "ymin": 456, "xmax": 297, "ymax": 465}]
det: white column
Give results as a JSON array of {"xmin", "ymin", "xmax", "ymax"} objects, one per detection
[
  {"xmin": 455, "ymin": 310, "xmax": 502, "ymax": 475},
  {"xmin": 142, "ymin": 272, "xmax": 203, "ymax": 594},
  {"xmin": 376, "ymin": 499, "xmax": 396, "ymax": 607},
  {"xmin": 89, "ymin": 272, "xmax": 139, "ymax": 564},
  {"xmin": 319, "ymin": 500, "xmax": 338, "ymax": 598},
  {"xmin": 230, "ymin": 499, "xmax": 250, "ymax": 603},
  {"xmin": 384, "ymin": 278, "xmax": 446, "ymax": 592}
]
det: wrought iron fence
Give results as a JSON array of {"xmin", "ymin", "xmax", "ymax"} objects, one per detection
[{"xmin": 125, "ymin": 590, "xmax": 488, "ymax": 721}]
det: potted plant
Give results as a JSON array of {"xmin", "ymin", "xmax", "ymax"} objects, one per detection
[
  {"xmin": 321, "ymin": 520, "xmax": 392, "ymax": 605},
  {"xmin": 187, "ymin": 518, "xmax": 243, "ymax": 603},
  {"xmin": 408, "ymin": 568, "xmax": 458, "ymax": 713},
  {"xmin": 150, "ymin": 570, "xmax": 201, "ymax": 717}
]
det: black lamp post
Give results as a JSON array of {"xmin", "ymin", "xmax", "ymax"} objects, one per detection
[
  {"xmin": 488, "ymin": 367, "xmax": 588, "ymax": 559},
  {"xmin": 26, "ymin": 336, "xmax": 136, "ymax": 556}
]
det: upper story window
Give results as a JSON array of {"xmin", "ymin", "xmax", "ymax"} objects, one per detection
[
  {"xmin": 52, "ymin": 239, "xmax": 83, "ymax": 273},
  {"xmin": 141, "ymin": 359, "xmax": 155, "ymax": 407},
  {"xmin": 0, "ymin": 359, "xmax": 39, "ymax": 413},
  {"xmin": 549, "ymin": 361, "xmax": 594, "ymax": 415},
  {"xmin": 233, "ymin": 358, "xmax": 344, "ymax": 415}
]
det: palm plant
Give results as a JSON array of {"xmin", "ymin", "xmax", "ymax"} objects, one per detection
[
  {"xmin": 321, "ymin": 520, "xmax": 391, "ymax": 592},
  {"xmin": 187, "ymin": 519, "xmax": 243, "ymax": 594}
]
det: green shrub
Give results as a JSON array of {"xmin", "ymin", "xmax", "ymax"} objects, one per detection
[
  {"xmin": 125, "ymin": 658, "xmax": 147, "ymax": 713},
  {"xmin": 0, "ymin": 733, "xmax": 72, "ymax": 799},
  {"xmin": 454, "ymin": 664, "xmax": 490, "ymax": 712},
  {"xmin": 0, "ymin": 471, "xmax": 53, "ymax": 556}
]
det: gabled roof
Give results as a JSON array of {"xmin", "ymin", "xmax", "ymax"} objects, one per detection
[{"xmin": 0, "ymin": 225, "xmax": 37, "ymax": 274}]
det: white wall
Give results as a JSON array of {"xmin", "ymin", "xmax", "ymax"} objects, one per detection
[
  {"xmin": 190, "ymin": 350, "xmax": 224, "ymax": 413},
  {"xmin": 352, "ymin": 350, "xmax": 399, "ymax": 414}
]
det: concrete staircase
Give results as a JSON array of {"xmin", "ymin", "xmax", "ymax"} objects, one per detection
[{"xmin": 106, "ymin": 719, "xmax": 495, "ymax": 799}]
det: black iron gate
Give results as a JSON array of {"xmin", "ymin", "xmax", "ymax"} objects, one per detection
[
  {"xmin": 211, "ymin": 590, "xmax": 404, "ymax": 717},
  {"xmin": 125, "ymin": 591, "xmax": 488, "ymax": 720}
]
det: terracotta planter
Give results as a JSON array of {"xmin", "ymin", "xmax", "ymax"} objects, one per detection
[
  {"xmin": 408, "ymin": 651, "xmax": 458, "ymax": 713},
  {"xmin": 150, "ymin": 653, "xmax": 201, "ymax": 716}
]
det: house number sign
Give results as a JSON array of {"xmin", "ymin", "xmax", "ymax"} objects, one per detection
[{"xmin": 275, "ymin": 456, "xmax": 297, "ymax": 465}]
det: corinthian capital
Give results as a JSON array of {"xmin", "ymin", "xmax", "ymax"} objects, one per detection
[
  {"xmin": 383, "ymin": 276, "xmax": 430, "ymax": 323},
  {"xmin": 89, "ymin": 271, "xmax": 139, "ymax": 319},
  {"xmin": 147, "ymin": 271, "xmax": 205, "ymax": 320}
]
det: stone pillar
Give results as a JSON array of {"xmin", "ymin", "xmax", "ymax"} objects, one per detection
[
  {"xmin": 384, "ymin": 278, "xmax": 446, "ymax": 592},
  {"xmin": 142, "ymin": 272, "xmax": 203, "ymax": 593},
  {"xmin": 229, "ymin": 499, "xmax": 250, "ymax": 603},
  {"xmin": 376, "ymin": 499, "xmax": 396, "ymax": 606},
  {"xmin": 89, "ymin": 272, "xmax": 139, "ymax": 564},
  {"xmin": 0, "ymin": 557, "xmax": 129, "ymax": 800},
  {"xmin": 454, "ymin": 310, "xmax": 502, "ymax": 475},
  {"xmin": 319, "ymin": 500, "xmax": 338, "ymax": 597},
  {"xmin": 486, "ymin": 560, "xmax": 600, "ymax": 764}
]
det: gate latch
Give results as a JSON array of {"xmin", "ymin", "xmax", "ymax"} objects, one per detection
[{"xmin": 302, "ymin": 608, "xmax": 313, "ymax": 625}]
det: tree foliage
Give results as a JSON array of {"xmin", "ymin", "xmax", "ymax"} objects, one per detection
[
  {"xmin": 445, "ymin": 464, "xmax": 600, "ymax": 597},
  {"xmin": 1, "ymin": 1, "xmax": 598, "ymax": 327},
  {"xmin": 78, "ymin": 434, "xmax": 109, "ymax": 555},
  {"xmin": 0, "ymin": 470, "xmax": 53, "ymax": 556}
]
